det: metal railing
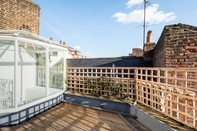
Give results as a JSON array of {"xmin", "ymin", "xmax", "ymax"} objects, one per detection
[{"xmin": 0, "ymin": 79, "xmax": 14, "ymax": 109}]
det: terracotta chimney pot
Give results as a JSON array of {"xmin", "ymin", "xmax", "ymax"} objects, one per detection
[
  {"xmin": 50, "ymin": 37, "xmax": 54, "ymax": 41},
  {"xmin": 147, "ymin": 30, "xmax": 152, "ymax": 43}
]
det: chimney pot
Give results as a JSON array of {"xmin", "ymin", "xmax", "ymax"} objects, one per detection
[
  {"xmin": 50, "ymin": 37, "xmax": 54, "ymax": 41},
  {"xmin": 63, "ymin": 42, "xmax": 66, "ymax": 45},
  {"xmin": 146, "ymin": 30, "xmax": 152, "ymax": 43},
  {"xmin": 60, "ymin": 40, "xmax": 62, "ymax": 44}
]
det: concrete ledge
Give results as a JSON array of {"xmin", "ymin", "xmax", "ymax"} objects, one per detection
[
  {"xmin": 130, "ymin": 105, "xmax": 177, "ymax": 131},
  {"xmin": 0, "ymin": 94, "xmax": 63, "ymax": 127},
  {"xmin": 64, "ymin": 93, "xmax": 131, "ymax": 115},
  {"xmin": 64, "ymin": 93, "xmax": 176, "ymax": 131}
]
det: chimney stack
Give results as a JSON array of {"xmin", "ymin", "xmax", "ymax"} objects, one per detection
[
  {"xmin": 143, "ymin": 30, "xmax": 156, "ymax": 60},
  {"xmin": 63, "ymin": 42, "xmax": 66, "ymax": 45},
  {"xmin": 146, "ymin": 30, "xmax": 152, "ymax": 43},
  {"xmin": 60, "ymin": 40, "xmax": 62, "ymax": 44},
  {"xmin": 50, "ymin": 37, "xmax": 54, "ymax": 41}
]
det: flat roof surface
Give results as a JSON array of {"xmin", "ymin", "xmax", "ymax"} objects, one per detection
[{"xmin": 0, "ymin": 103, "xmax": 141, "ymax": 131}]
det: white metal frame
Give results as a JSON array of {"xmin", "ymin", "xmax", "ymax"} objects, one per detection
[{"xmin": 0, "ymin": 30, "xmax": 68, "ymax": 113}]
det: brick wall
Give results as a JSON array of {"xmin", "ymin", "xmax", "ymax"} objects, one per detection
[
  {"xmin": 153, "ymin": 23, "xmax": 197, "ymax": 68},
  {"xmin": 129, "ymin": 48, "xmax": 143, "ymax": 57},
  {"xmin": 152, "ymin": 29, "xmax": 166, "ymax": 67},
  {"xmin": 0, "ymin": 0, "xmax": 40, "ymax": 34},
  {"xmin": 143, "ymin": 42, "xmax": 156, "ymax": 60}
]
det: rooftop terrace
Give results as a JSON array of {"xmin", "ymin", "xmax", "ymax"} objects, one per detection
[{"xmin": 0, "ymin": 102, "xmax": 149, "ymax": 131}]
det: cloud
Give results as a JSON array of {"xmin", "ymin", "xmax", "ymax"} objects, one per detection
[
  {"xmin": 126, "ymin": 0, "xmax": 143, "ymax": 8},
  {"xmin": 113, "ymin": 3, "xmax": 176, "ymax": 25},
  {"xmin": 73, "ymin": 46, "xmax": 81, "ymax": 51}
]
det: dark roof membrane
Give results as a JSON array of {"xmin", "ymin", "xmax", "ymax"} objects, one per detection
[{"xmin": 67, "ymin": 56, "xmax": 152, "ymax": 67}]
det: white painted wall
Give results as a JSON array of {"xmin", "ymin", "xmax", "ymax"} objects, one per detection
[{"xmin": 26, "ymin": 87, "xmax": 45, "ymax": 100}]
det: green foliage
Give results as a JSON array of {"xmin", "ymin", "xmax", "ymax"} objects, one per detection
[
  {"xmin": 84, "ymin": 77, "xmax": 99, "ymax": 97},
  {"xmin": 83, "ymin": 76, "xmax": 128, "ymax": 99}
]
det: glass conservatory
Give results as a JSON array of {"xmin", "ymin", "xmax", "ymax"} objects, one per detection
[{"xmin": 0, "ymin": 30, "xmax": 67, "ymax": 113}]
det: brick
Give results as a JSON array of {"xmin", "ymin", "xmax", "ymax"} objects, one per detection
[
  {"xmin": 175, "ymin": 56, "xmax": 187, "ymax": 59},
  {"xmin": 177, "ymin": 59, "xmax": 185, "ymax": 62},
  {"xmin": 0, "ymin": 0, "xmax": 40, "ymax": 34},
  {"xmin": 177, "ymin": 53, "xmax": 184, "ymax": 56},
  {"xmin": 185, "ymin": 59, "xmax": 195, "ymax": 62},
  {"xmin": 175, "ymin": 63, "xmax": 186, "ymax": 67}
]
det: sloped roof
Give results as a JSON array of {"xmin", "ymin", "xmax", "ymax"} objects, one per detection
[{"xmin": 0, "ymin": 30, "xmax": 80, "ymax": 53}]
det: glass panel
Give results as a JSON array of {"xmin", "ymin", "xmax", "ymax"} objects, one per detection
[
  {"xmin": 0, "ymin": 40, "xmax": 15, "ymax": 109},
  {"xmin": 49, "ymin": 48, "xmax": 64, "ymax": 95},
  {"xmin": 17, "ymin": 41, "xmax": 46, "ymax": 106}
]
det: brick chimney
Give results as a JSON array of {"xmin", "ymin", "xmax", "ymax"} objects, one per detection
[
  {"xmin": 63, "ymin": 42, "xmax": 66, "ymax": 45},
  {"xmin": 129, "ymin": 48, "xmax": 143, "ymax": 57}
]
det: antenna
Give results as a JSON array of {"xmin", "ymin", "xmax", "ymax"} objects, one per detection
[{"xmin": 143, "ymin": 0, "xmax": 148, "ymax": 46}]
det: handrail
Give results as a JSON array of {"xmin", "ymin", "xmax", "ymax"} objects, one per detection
[{"xmin": 0, "ymin": 79, "xmax": 14, "ymax": 109}]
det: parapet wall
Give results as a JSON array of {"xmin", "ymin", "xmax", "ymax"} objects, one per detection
[{"xmin": 0, "ymin": 0, "xmax": 40, "ymax": 34}]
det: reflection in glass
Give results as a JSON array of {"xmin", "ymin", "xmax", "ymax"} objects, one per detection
[
  {"xmin": 49, "ymin": 48, "xmax": 64, "ymax": 95},
  {"xmin": 17, "ymin": 42, "xmax": 46, "ymax": 106},
  {"xmin": 0, "ymin": 40, "xmax": 15, "ymax": 109}
]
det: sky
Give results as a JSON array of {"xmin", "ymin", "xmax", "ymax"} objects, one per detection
[{"xmin": 33, "ymin": 0, "xmax": 197, "ymax": 58}]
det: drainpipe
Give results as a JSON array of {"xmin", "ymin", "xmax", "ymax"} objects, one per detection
[{"xmin": 112, "ymin": 63, "xmax": 116, "ymax": 96}]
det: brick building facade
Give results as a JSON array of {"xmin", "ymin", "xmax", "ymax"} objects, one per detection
[
  {"xmin": 152, "ymin": 23, "xmax": 197, "ymax": 68},
  {"xmin": 0, "ymin": 0, "xmax": 40, "ymax": 34}
]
